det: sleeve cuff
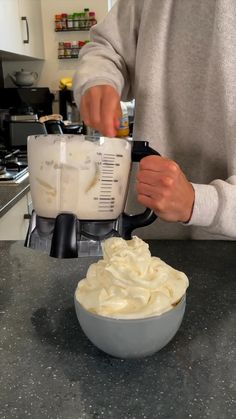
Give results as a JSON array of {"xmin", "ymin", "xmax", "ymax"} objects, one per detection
[{"xmin": 185, "ymin": 183, "xmax": 219, "ymax": 227}]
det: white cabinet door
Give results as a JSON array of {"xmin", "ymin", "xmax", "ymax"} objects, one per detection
[
  {"xmin": 0, "ymin": 0, "xmax": 24, "ymax": 55},
  {"xmin": 0, "ymin": 0, "xmax": 44, "ymax": 58},
  {"xmin": 19, "ymin": 0, "xmax": 44, "ymax": 59}
]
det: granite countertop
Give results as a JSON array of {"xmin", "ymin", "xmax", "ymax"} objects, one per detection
[
  {"xmin": 0, "ymin": 178, "xmax": 30, "ymax": 218},
  {"xmin": 0, "ymin": 240, "xmax": 235, "ymax": 419}
]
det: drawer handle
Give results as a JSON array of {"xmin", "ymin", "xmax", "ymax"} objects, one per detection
[{"xmin": 21, "ymin": 16, "xmax": 30, "ymax": 44}]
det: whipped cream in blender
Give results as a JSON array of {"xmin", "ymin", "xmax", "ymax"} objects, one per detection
[
  {"xmin": 28, "ymin": 135, "xmax": 132, "ymax": 220},
  {"xmin": 75, "ymin": 236, "xmax": 189, "ymax": 319}
]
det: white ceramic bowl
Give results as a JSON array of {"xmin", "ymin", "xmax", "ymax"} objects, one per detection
[{"xmin": 74, "ymin": 295, "xmax": 186, "ymax": 359}]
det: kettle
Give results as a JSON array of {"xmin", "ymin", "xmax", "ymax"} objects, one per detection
[{"xmin": 9, "ymin": 69, "xmax": 38, "ymax": 87}]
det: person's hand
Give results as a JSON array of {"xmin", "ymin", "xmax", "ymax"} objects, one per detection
[
  {"xmin": 80, "ymin": 85, "xmax": 122, "ymax": 137},
  {"xmin": 136, "ymin": 156, "xmax": 195, "ymax": 223}
]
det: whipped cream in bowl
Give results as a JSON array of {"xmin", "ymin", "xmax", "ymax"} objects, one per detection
[{"xmin": 74, "ymin": 236, "xmax": 189, "ymax": 358}]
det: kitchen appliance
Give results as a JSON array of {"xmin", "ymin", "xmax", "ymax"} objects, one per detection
[
  {"xmin": 25, "ymin": 134, "xmax": 160, "ymax": 258},
  {"xmin": 0, "ymin": 149, "xmax": 29, "ymax": 184},
  {"xmin": 42, "ymin": 118, "xmax": 85, "ymax": 135},
  {"xmin": 59, "ymin": 89, "xmax": 79, "ymax": 122},
  {"xmin": 0, "ymin": 87, "xmax": 54, "ymax": 149},
  {"xmin": 9, "ymin": 69, "xmax": 38, "ymax": 87},
  {"xmin": 7, "ymin": 120, "xmax": 47, "ymax": 149},
  {"xmin": 0, "ymin": 87, "xmax": 54, "ymax": 119}
]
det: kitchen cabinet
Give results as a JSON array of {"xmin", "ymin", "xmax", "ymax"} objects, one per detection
[
  {"xmin": 0, "ymin": 191, "xmax": 32, "ymax": 240},
  {"xmin": 0, "ymin": 0, "xmax": 23, "ymax": 55},
  {"xmin": 0, "ymin": 0, "xmax": 44, "ymax": 59},
  {"xmin": 19, "ymin": 0, "xmax": 44, "ymax": 59}
]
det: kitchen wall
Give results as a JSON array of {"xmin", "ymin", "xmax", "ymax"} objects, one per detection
[{"xmin": 3, "ymin": 0, "xmax": 110, "ymax": 93}]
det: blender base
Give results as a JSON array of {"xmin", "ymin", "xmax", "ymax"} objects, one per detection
[{"xmin": 25, "ymin": 212, "xmax": 122, "ymax": 258}]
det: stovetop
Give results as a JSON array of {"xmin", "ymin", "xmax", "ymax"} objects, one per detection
[{"xmin": 0, "ymin": 148, "xmax": 29, "ymax": 184}]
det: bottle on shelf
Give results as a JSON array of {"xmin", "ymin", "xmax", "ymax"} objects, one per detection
[
  {"xmin": 63, "ymin": 42, "xmax": 72, "ymax": 57},
  {"xmin": 57, "ymin": 39, "xmax": 91, "ymax": 59},
  {"xmin": 67, "ymin": 14, "xmax": 74, "ymax": 29},
  {"xmin": 55, "ymin": 9, "xmax": 97, "ymax": 31},
  {"xmin": 80, "ymin": 12, "xmax": 85, "ymax": 29},
  {"xmin": 58, "ymin": 41, "xmax": 65, "ymax": 58},
  {"xmin": 71, "ymin": 41, "xmax": 78, "ymax": 57},
  {"xmin": 55, "ymin": 14, "xmax": 63, "ymax": 30},
  {"xmin": 73, "ymin": 13, "xmax": 79, "ymax": 29},
  {"xmin": 116, "ymin": 102, "xmax": 130, "ymax": 137},
  {"xmin": 61, "ymin": 13, "xmax": 68, "ymax": 30},
  {"xmin": 78, "ymin": 40, "xmax": 86, "ymax": 49},
  {"xmin": 89, "ymin": 12, "xmax": 97, "ymax": 27},
  {"xmin": 84, "ymin": 8, "xmax": 90, "ymax": 28}
]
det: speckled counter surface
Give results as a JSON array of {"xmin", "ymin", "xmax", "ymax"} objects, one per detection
[
  {"xmin": 0, "ymin": 179, "xmax": 30, "ymax": 217},
  {"xmin": 0, "ymin": 240, "xmax": 235, "ymax": 419}
]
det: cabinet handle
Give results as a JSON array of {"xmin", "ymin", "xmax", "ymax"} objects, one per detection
[
  {"xmin": 21, "ymin": 16, "xmax": 30, "ymax": 44},
  {"xmin": 24, "ymin": 214, "xmax": 31, "ymax": 220}
]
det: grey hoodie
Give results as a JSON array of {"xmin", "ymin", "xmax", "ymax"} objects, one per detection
[{"xmin": 73, "ymin": 0, "xmax": 236, "ymax": 240}]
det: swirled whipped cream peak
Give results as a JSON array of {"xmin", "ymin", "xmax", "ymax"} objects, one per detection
[{"xmin": 75, "ymin": 236, "xmax": 189, "ymax": 319}]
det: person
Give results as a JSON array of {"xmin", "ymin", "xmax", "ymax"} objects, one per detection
[{"xmin": 73, "ymin": 0, "xmax": 236, "ymax": 240}]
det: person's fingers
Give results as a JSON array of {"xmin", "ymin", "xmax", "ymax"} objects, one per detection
[
  {"xmin": 80, "ymin": 85, "xmax": 121, "ymax": 137},
  {"xmin": 86, "ymin": 87, "xmax": 102, "ymax": 130},
  {"xmin": 137, "ymin": 194, "xmax": 154, "ymax": 211},
  {"xmin": 139, "ymin": 156, "xmax": 180, "ymax": 174},
  {"xmin": 137, "ymin": 170, "xmax": 174, "ymax": 188},
  {"xmin": 80, "ymin": 87, "xmax": 103, "ymax": 132},
  {"xmin": 100, "ymin": 88, "xmax": 121, "ymax": 137},
  {"xmin": 136, "ymin": 155, "xmax": 195, "ymax": 222}
]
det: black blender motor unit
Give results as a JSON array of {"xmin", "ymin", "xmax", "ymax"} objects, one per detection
[{"xmin": 25, "ymin": 141, "xmax": 160, "ymax": 258}]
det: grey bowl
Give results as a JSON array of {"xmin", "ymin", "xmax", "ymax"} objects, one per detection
[{"xmin": 74, "ymin": 295, "xmax": 186, "ymax": 359}]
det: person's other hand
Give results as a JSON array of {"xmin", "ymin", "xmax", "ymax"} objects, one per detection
[
  {"xmin": 80, "ymin": 85, "xmax": 122, "ymax": 137},
  {"xmin": 136, "ymin": 156, "xmax": 195, "ymax": 223}
]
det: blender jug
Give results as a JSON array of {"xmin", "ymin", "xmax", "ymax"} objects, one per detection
[{"xmin": 25, "ymin": 134, "xmax": 160, "ymax": 258}]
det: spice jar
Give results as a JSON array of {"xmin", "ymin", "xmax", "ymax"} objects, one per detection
[
  {"xmin": 78, "ymin": 41, "xmax": 86, "ymax": 50},
  {"xmin": 58, "ymin": 42, "xmax": 65, "ymax": 58},
  {"xmin": 73, "ymin": 13, "xmax": 79, "ymax": 29},
  {"xmin": 71, "ymin": 41, "xmax": 78, "ymax": 58},
  {"xmin": 84, "ymin": 8, "xmax": 90, "ymax": 28},
  {"xmin": 55, "ymin": 14, "xmax": 62, "ymax": 31},
  {"xmin": 80, "ymin": 12, "xmax": 86, "ymax": 29},
  {"xmin": 61, "ymin": 13, "xmax": 68, "ymax": 30},
  {"xmin": 67, "ymin": 14, "xmax": 74, "ymax": 29},
  {"xmin": 64, "ymin": 42, "xmax": 72, "ymax": 57},
  {"xmin": 89, "ymin": 12, "xmax": 97, "ymax": 28}
]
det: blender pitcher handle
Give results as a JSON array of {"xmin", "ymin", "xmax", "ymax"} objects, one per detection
[
  {"xmin": 131, "ymin": 140, "xmax": 160, "ymax": 162},
  {"xmin": 121, "ymin": 140, "xmax": 160, "ymax": 240}
]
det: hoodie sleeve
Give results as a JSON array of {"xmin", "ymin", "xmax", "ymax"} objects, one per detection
[
  {"xmin": 187, "ymin": 176, "xmax": 236, "ymax": 238},
  {"xmin": 73, "ymin": 0, "xmax": 143, "ymax": 106}
]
